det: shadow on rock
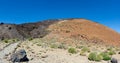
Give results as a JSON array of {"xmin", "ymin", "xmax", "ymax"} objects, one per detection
[{"xmin": 10, "ymin": 49, "xmax": 29, "ymax": 63}]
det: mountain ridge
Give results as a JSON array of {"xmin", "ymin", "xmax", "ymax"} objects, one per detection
[{"xmin": 0, "ymin": 18, "xmax": 120, "ymax": 46}]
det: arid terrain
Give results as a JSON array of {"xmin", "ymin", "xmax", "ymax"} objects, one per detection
[{"xmin": 0, "ymin": 18, "xmax": 120, "ymax": 63}]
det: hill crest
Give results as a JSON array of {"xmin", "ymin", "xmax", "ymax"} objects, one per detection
[{"xmin": 0, "ymin": 18, "xmax": 120, "ymax": 46}]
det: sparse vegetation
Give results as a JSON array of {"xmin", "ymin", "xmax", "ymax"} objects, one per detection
[
  {"xmin": 80, "ymin": 46, "xmax": 90, "ymax": 56},
  {"xmin": 96, "ymin": 54, "xmax": 103, "ymax": 61},
  {"xmin": 58, "ymin": 43, "xmax": 67, "ymax": 49},
  {"xmin": 65, "ymin": 30, "xmax": 70, "ymax": 33},
  {"xmin": 107, "ymin": 47, "xmax": 116, "ymax": 55},
  {"xmin": 80, "ymin": 51, "xmax": 86, "ymax": 56},
  {"xmin": 3, "ymin": 39, "xmax": 9, "ymax": 43},
  {"xmin": 76, "ymin": 45, "xmax": 84, "ymax": 49},
  {"xmin": 108, "ymin": 50, "xmax": 116, "ymax": 55},
  {"xmin": 37, "ymin": 43, "xmax": 41, "ymax": 46},
  {"xmin": 12, "ymin": 39, "xmax": 16, "ymax": 42},
  {"xmin": 81, "ymin": 46, "xmax": 90, "ymax": 52},
  {"xmin": 100, "ymin": 52, "xmax": 111, "ymax": 61},
  {"xmin": 28, "ymin": 37, "xmax": 33, "ymax": 41},
  {"xmin": 88, "ymin": 52, "xmax": 97, "ymax": 61},
  {"xmin": 107, "ymin": 47, "xmax": 113, "ymax": 51},
  {"xmin": 88, "ymin": 52, "xmax": 103, "ymax": 61},
  {"xmin": 68, "ymin": 47, "xmax": 77, "ymax": 54},
  {"xmin": 50, "ymin": 44, "xmax": 58, "ymax": 48}
]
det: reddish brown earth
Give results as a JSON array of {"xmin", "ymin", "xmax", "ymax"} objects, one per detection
[
  {"xmin": 0, "ymin": 18, "xmax": 120, "ymax": 46},
  {"xmin": 47, "ymin": 19, "xmax": 120, "ymax": 46}
]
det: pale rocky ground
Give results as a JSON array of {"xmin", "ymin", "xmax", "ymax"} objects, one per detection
[
  {"xmin": 0, "ymin": 42, "xmax": 20, "ymax": 63},
  {"xmin": 0, "ymin": 42, "xmax": 9, "ymax": 51},
  {"xmin": 0, "ymin": 39, "xmax": 120, "ymax": 63}
]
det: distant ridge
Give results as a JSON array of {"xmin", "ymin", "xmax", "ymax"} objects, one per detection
[{"xmin": 0, "ymin": 18, "xmax": 120, "ymax": 46}]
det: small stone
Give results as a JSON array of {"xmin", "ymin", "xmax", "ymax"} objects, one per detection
[
  {"xmin": 30, "ymin": 58, "xmax": 34, "ymax": 60},
  {"xmin": 118, "ymin": 52, "xmax": 120, "ymax": 54},
  {"xmin": 5, "ymin": 54, "xmax": 9, "ymax": 56},
  {"xmin": 41, "ymin": 54, "xmax": 48, "ymax": 58}
]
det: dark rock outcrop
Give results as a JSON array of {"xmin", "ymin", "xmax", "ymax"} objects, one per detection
[
  {"xmin": 10, "ymin": 49, "xmax": 29, "ymax": 63},
  {"xmin": 0, "ymin": 20, "xmax": 58, "ymax": 40}
]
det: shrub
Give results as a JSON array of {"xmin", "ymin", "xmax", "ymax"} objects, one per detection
[
  {"xmin": 81, "ymin": 47, "xmax": 90, "ymax": 52},
  {"xmin": 58, "ymin": 43, "xmax": 67, "ymax": 49},
  {"xmin": 80, "ymin": 51, "xmax": 86, "ymax": 56},
  {"xmin": 95, "ymin": 54, "xmax": 103, "ymax": 61},
  {"xmin": 100, "ymin": 52, "xmax": 111, "ymax": 61},
  {"xmin": 28, "ymin": 37, "xmax": 33, "ymax": 41},
  {"xmin": 3, "ymin": 39, "xmax": 9, "ymax": 43},
  {"xmin": 37, "ymin": 43, "xmax": 41, "ymax": 46},
  {"xmin": 16, "ymin": 39, "xmax": 19, "ymax": 41},
  {"xmin": 68, "ymin": 47, "xmax": 77, "ymax": 54},
  {"xmin": 107, "ymin": 47, "xmax": 113, "ymax": 51},
  {"xmin": 108, "ymin": 50, "xmax": 116, "ymax": 55},
  {"xmin": 12, "ymin": 39, "xmax": 16, "ymax": 42},
  {"xmin": 76, "ymin": 46, "xmax": 84, "ymax": 49},
  {"xmin": 88, "ymin": 52, "xmax": 97, "ymax": 61},
  {"xmin": 66, "ymin": 30, "xmax": 70, "ymax": 33},
  {"xmin": 50, "ymin": 44, "xmax": 58, "ymax": 48},
  {"xmin": 88, "ymin": 52, "xmax": 103, "ymax": 61}
]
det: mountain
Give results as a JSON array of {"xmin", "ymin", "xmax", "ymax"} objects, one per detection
[
  {"xmin": 0, "ymin": 19, "xmax": 58, "ymax": 40},
  {"xmin": 0, "ymin": 18, "xmax": 120, "ymax": 46},
  {"xmin": 44, "ymin": 19, "xmax": 120, "ymax": 46}
]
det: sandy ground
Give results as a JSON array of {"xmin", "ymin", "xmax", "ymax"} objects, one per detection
[
  {"xmin": 0, "ymin": 40, "xmax": 120, "ymax": 63},
  {"xmin": 15, "ymin": 41, "xmax": 110, "ymax": 63}
]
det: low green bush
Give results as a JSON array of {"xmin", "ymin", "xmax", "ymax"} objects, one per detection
[
  {"xmin": 81, "ymin": 47, "xmax": 90, "ymax": 52},
  {"xmin": 88, "ymin": 52, "xmax": 103, "ymax": 61},
  {"xmin": 100, "ymin": 52, "xmax": 111, "ymax": 61},
  {"xmin": 28, "ymin": 37, "xmax": 33, "ymax": 41},
  {"xmin": 108, "ymin": 50, "xmax": 116, "ymax": 55},
  {"xmin": 58, "ymin": 43, "xmax": 67, "ymax": 49},
  {"xmin": 80, "ymin": 51, "xmax": 86, "ymax": 56},
  {"xmin": 50, "ymin": 44, "xmax": 58, "ymax": 48},
  {"xmin": 3, "ymin": 39, "xmax": 9, "ymax": 43},
  {"xmin": 88, "ymin": 52, "xmax": 97, "ymax": 61},
  {"xmin": 95, "ymin": 54, "xmax": 103, "ymax": 61},
  {"xmin": 107, "ymin": 47, "xmax": 113, "ymax": 51},
  {"xmin": 68, "ymin": 47, "xmax": 77, "ymax": 54}
]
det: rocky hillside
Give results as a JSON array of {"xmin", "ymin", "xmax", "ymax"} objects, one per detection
[
  {"xmin": 0, "ymin": 19, "xmax": 59, "ymax": 40},
  {"xmin": 0, "ymin": 18, "xmax": 120, "ymax": 46},
  {"xmin": 46, "ymin": 19, "xmax": 120, "ymax": 46},
  {"xmin": 1, "ymin": 18, "xmax": 120, "ymax": 63}
]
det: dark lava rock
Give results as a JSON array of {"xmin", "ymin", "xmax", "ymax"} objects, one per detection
[
  {"xmin": 111, "ymin": 58, "xmax": 118, "ymax": 63},
  {"xmin": 10, "ymin": 49, "xmax": 29, "ymax": 63}
]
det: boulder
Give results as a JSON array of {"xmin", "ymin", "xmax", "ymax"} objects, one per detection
[
  {"xmin": 10, "ymin": 49, "xmax": 29, "ymax": 63},
  {"xmin": 111, "ymin": 58, "xmax": 118, "ymax": 63}
]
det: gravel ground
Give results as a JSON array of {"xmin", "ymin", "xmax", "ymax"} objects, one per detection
[
  {"xmin": 15, "ymin": 41, "xmax": 110, "ymax": 63},
  {"xmin": 0, "ymin": 42, "xmax": 20, "ymax": 63},
  {"xmin": 1, "ymin": 40, "xmax": 120, "ymax": 63}
]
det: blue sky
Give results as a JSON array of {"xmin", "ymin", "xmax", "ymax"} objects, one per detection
[{"xmin": 0, "ymin": 0, "xmax": 120, "ymax": 33}]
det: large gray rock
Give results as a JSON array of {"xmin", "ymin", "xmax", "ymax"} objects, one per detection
[
  {"xmin": 111, "ymin": 58, "xmax": 118, "ymax": 63},
  {"xmin": 10, "ymin": 49, "xmax": 29, "ymax": 63}
]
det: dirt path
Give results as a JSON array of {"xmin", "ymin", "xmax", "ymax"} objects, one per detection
[{"xmin": 0, "ymin": 42, "xmax": 20, "ymax": 63}]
